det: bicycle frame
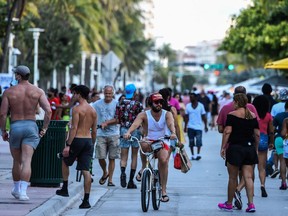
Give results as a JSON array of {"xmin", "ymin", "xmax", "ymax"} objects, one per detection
[{"xmin": 127, "ymin": 136, "xmax": 169, "ymax": 212}]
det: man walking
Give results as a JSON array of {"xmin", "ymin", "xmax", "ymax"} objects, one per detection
[
  {"xmin": 184, "ymin": 93, "xmax": 208, "ymax": 160},
  {"xmin": 0, "ymin": 65, "xmax": 52, "ymax": 201},
  {"xmin": 56, "ymin": 85, "xmax": 97, "ymax": 209},
  {"xmin": 92, "ymin": 85, "xmax": 120, "ymax": 186}
]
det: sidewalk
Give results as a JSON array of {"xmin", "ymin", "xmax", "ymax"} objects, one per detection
[{"xmin": 0, "ymin": 137, "xmax": 85, "ymax": 216}]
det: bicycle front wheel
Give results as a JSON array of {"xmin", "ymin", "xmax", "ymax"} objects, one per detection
[
  {"xmin": 152, "ymin": 169, "xmax": 161, "ymax": 210},
  {"xmin": 141, "ymin": 170, "xmax": 151, "ymax": 212}
]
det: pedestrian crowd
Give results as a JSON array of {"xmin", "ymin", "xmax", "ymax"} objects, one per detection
[{"xmin": 1, "ymin": 65, "xmax": 288, "ymax": 213}]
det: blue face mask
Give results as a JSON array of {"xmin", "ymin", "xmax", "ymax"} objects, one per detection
[{"xmin": 10, "ymin": 79, "xmax": 18, "ymax": 86}]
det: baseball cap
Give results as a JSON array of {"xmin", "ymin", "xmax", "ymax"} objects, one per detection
[
  {"xmin": 125, "ymin": 84, "xmax": 136, "ymax": 99},
  {"xmin": 279, "ymin": 89, "xmax": 288, "ymax": 101},
  {"xmin": 150, "ymin": 93, "xmax": 164, "ymax": 102},
  {"xmin": 12, "ymin": 65, "xmax": 30, "ymax": 76}
]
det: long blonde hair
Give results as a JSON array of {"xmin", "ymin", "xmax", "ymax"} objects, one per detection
[{"xmin": 233, "ymin": 93, "xmax": 253, "ymax": 119}]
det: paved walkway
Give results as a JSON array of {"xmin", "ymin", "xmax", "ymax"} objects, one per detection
[{"xmin": 0, "ymin": 137, "xmax": 84, "ymax": 216}]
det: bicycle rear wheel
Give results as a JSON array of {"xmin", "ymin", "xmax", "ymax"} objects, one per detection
[
  {"xmin": 152, "ymin": 169, "xmax": 161, "ymax": 210},
  {"xmin": 141, "ymin": 170, "xmax": 151, "ymax": 212}
]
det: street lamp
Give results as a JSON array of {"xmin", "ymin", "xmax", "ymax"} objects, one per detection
[{"xmin": 28, "ymin": 28, "xmax": 44, "ymax": 86}]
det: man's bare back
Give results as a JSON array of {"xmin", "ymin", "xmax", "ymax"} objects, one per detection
[
  {"xmin": 73, "ymin": 103, "xmax": 97, "ymax": 138},
  {"xmin": 3, "ymin": 82, "xmax": 49, "ymax": 121}
]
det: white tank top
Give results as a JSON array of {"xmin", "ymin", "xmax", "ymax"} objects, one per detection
[{"xmin": 146, "ymin": 109, "xmax": 168, "ymax": 140}]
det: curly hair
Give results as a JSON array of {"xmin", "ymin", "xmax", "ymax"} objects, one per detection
[{"xmin": 252, "ymin": 95, "xmax": 269, "ymax": 119}]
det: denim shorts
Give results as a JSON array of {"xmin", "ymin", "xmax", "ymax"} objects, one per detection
[
  {"xmin": 120, "ymin": 127, "xmax": 141, "ymax": 148},
  {"xmin": 187, "ymin": 128, "xmax": 202, "ymax": 147}
]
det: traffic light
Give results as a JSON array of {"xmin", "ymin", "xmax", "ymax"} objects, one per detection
[
  {"xmin": 228, "ymin": 64, "xmax": 234, "ymax": 71},
  {"xmin": 214, "ymin": 70, "xmax": 220, "ymax": 76},
  {"xmin": 203, "ymin": 64, "xmax": 210, "ymax": 70}
]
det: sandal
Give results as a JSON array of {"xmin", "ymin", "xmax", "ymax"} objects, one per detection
[
  {"xmin": 99, "ymin": 173, "xmax": 109, "ymax": 185},
  {"xmin": 107, "ymin": 182, "xmax": 115, "ymax": 186},
  {"xmin": 160, "ymin": 195, "xmax": 169, "ymax": 202},
  {"xmin": 135, "ymin": 171, "xmax": 142, "ymax": 182}
]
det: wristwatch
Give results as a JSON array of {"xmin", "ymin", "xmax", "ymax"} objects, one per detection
[{"xmin": 66, "ymin": 141, "xmax": 71, "ymax": 147}]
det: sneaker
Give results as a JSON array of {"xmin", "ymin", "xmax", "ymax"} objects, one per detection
[
  {"xmin": 279, "ymin": 182, "xmax": 287, "ymax": 190},
  {"xmin": 11, "ymin": 189, "xmax": 20, "ymax": 199},
  {"xmin": 120, "ymin": 173, "xmax": 127, "ymax": 188},
  {"xmin": 218, "ymin": 202, "xmax": 233, "ymax": 211},
  {"xmin": 127, "ymin": 181, "xmax": 137, "ymax": 189},
  {"xmin": 79, "ymin": 200, "xmax": 91, "ymax": 209},
  {"xmin": 234, "ymin": 190, "xmax": 242, "ymax": 210},
  {"xmin": 190, "ymin": 156, "xmax": 196, "ymax": 160},
  {"xmin": 19, "ymin": 193, "xmax": 30, "ymax": 201},
  {"xmin": 266, "ymin": 164, "xmax": 274, "ymax": 176},
  {"xmin": 56, "ymin": 188, "xmax": 69, "ymax": 197},
  {"xmin": 246, "ymin": 203, "xmax": 256, "ymax": 212},
  {"xmin": 270, "ymin": 169, "xmax": 280, "ymax": 178},
  {"xmin": 261, "ymin": 186, "xmax": 268, "ymax": 197},
  {"xmin": 196, "ymin": 155, "xmax": 201, "ymax": 160}
]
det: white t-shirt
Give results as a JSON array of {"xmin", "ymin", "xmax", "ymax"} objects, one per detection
[{"xmin": 185, "ymin": 102, "xmax": 206, "ymax": 130}]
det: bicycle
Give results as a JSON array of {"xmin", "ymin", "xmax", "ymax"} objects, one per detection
[{"xmin": 126, "ymin": 135, "xmax": 170, "ymax": 212}]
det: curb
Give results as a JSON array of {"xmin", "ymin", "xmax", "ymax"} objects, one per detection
[{"xmin": 26, "ymin": 181, "xmax": 83, "ymax": 216}]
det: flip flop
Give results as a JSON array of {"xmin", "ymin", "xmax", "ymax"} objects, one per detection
[
  {"xmin": 107, "ymin": 182, "xmax": 115, "ymax": 186},
  {"xmin": 160, "ymin": 195, "xmax": 169, "ymax": 202},
  {"xmin": 99, "ymin": 174, "xmax": 109, "ymax": 185},
  {"xmin": 135, "ymin": 171, "xmax": 142, "ymax": 182}
]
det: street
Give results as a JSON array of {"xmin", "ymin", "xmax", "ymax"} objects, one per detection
[{"xmin": 59, "ymin": 130, "xmax": 288, "ymax": 216}]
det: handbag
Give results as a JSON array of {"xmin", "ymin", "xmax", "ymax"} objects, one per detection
[
  {"xmin": 179, "ymin": 147, "xmax": 192, "ymax": 173},
  {"xmin": 174, "ymin": 151, "xmax": 182, "ymax": 170}
]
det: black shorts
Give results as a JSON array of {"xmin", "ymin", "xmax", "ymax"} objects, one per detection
[
  {"xmin": 63, "ymin": 138, "xmax": 94, "ymax": 171},
  {"xmin": 226, "ymin": 144, "xmax": 258, "ymax": 167}
]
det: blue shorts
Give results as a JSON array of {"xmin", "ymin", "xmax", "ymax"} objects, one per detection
[
  {"xmin": 120, "ymin": 127, "xmax": 141, "ymax": 148},
  {"xmin": 9, "ymin": 120, "xmax": 40, "ymax": 149},
  {"xmin": 187, "ymin": 128, "xmax": 202, "ymax": 147}
]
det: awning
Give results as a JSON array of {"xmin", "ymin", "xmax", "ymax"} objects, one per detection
[{"xmin": 264, "ymin": 58, "xmax": 288, "ymax": 69}]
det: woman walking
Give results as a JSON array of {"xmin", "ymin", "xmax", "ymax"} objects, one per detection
[
  {"xmin": 252, "ymin": 95, "xmax": 274, "ymax": 197},
  {"xmin": 218, "ymin": 93, "xmax": 259, "ymax": 212}
]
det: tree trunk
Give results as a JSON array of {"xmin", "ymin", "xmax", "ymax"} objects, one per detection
[{"xmin": 0, "ymin": 0, "xmax": 19, "ymax": 73}]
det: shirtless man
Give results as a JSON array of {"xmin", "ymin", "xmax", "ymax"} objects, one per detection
[
  {"xmin": 56, "ymin": 85, "xmax": 97, "ymax": 209},
  {"xmin": 124, "ymin": 93, "xmax": 177, "ymax": 203},
  {"xmin": 0, "ymin": 65, "xmax": 52, "ymax": 201}
]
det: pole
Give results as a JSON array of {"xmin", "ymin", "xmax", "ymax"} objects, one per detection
[
  {"xmin": 28, "ymin": 28, "xmax": 44, "ymax": 86},
  {"xmin": 90, "ymin": 53, "xmax": 96, "ymax": 89},
  {"xmin": 81, "ymin": 51, "xmax": 86, "ymax": 84},
  {"xmin": 96, "ymin": 54, "xmax": 102, "ymax": 90}
]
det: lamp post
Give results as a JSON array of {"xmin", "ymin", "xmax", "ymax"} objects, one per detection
[
  {"xmin": 28, "ymin": 28, "xmax": 44, "ymax": 86},
  {"xmin": 65, "ymin": 64, "xmax": 73, "ymax": 88}
]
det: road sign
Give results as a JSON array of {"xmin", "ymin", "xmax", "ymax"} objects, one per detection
[{"xmin": 102, "ymin": 51, "xmax": 121, "ymax": 71}]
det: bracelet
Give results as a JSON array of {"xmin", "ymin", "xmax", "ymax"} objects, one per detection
[{"xmin": 66, "ymin": 141, "xmax": 71, "ymax": 147}]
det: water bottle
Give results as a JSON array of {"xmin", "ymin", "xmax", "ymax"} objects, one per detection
[{"xmin": 57, "ymin": 152, "xmax": 63, "ymax": 159}]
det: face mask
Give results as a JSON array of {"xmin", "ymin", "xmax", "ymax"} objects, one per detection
[{"xmin": 10, "ymin": 79, "xmax": 18, "ymax": 86}]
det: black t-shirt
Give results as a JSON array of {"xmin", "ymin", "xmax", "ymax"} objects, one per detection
[{"xmin": 226, "ymin": 114, "xmax": 259, "ymax": 146}]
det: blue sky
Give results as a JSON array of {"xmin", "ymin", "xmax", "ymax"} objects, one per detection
[{"xmin": 152, "ymin": 0, "xmax": 250, "ymax": 49}]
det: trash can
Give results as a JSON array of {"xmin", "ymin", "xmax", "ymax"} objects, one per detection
[{"xmin": 30, "ymin": 120, "xmax": 68, "ymax": 187}]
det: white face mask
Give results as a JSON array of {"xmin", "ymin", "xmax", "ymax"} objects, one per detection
[{"xmin": 10, "ymin": 79, "xmax": 18, "ymax": 86}]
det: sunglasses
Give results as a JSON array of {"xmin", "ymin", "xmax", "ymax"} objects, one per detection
[{"xmin": 153, "ymin": 100, "xmax": 163, "ymax": 105}]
